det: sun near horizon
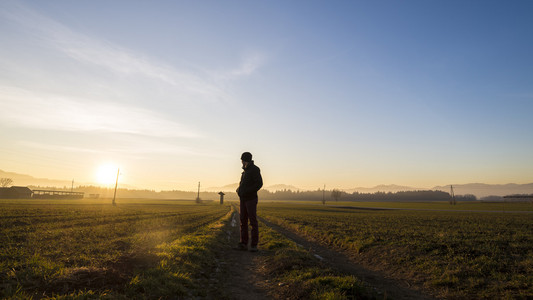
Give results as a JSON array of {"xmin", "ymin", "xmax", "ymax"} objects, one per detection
[
  {"xmin": 95, "ymin": 163, "xmax": 119, "ymax": 186},
  {"xmin": 0, "ymin": 1, "xmax": 532, "ymax": 195}
]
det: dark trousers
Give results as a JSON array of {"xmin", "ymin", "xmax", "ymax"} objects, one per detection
[{"xmin": 239, "ymin": 198, "xmax": 258, "ymax": 247}]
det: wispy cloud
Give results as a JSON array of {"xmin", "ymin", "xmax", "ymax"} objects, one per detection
[
  {"xmin": 0, "ymin": 2, "xmax": 268, "ymax": 140},
  {"xmin": 0, "ymin": 86, "xmax": 200, "ymax": 138},
  {"xmin": 0, "ymin": 2, "xmax": 245, "ymax": 102},
  {"xmin": 58, "ymin": 39, "xmax": 228, "ymax": 101},
  {"xmin": 0, "ymin": 1, "xmax": 268, "ymax": 160},
  {"xmin": 17, "ymin": 139, "xmax": 210, "ymax": 158},
  {"xmin": 229, "ymin": 53, "xmax": 267, "ymax": 77},
  {"xmin": 0, "ymin": 1, "xmax": 227, "ymax": 100},
  {"xmin": 17, "ymin": 141, "xmax": 107, "ymax": 155}
]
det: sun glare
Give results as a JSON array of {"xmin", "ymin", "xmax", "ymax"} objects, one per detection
[{"xmin": 96, "ymin": 164, "xmax": 119, "ymax": 185}]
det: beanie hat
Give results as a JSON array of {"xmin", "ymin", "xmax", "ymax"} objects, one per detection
[{"xmin": 241, "ymin": 152, "xmax": 252, "ymax": 162}]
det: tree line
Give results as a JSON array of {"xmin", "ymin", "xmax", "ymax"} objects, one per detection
[
  {"xmin": 257, "ymin": 189, "xmax": 472, "ymax": 202},
  {"xmin": 4, "ymin": 180, "xmax": 475, "ymax": 202}
]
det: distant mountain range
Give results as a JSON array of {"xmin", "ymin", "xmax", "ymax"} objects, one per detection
[
  {"xmin": 345, "ymin": 184, "xmax": 416, "ymax": 194},
  {"xmin": 264, "ymin": 184, "xmax": 301, "ymax": 191},
  {"xmin": 347, "ymin": 183, "xmax": 533, "ymax": 198},
  {"xmin": 0, "ymin": 169, "xmax": 77, "ymax": 188},
  {"xmin": 432, "ymin": 183, "xmax": 533, "ymax": 198},
  {"xmin": 205, "ymin": 183, "xmax": 300, "ymax": 192},
  {"xmin": 2, "ymin": 169, "xmax": 532, "ymax": 198},
  {"xmin": 204, "ymin": 183, "xmax": 239, "ymax": 192}
]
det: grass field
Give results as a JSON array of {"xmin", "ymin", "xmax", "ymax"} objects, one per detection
[
  {"xmin": 2, "ymin": 199, "xmax": 532, "ymax": 299},
  {"xmin": 333, "ymin": 200, "xmax": 533, "ymax": 211},
  {"xmin": 263, "ymin": 200, "xmax": 533, "ymax": 212},
  {"xmin": 0, "ymin": 198, "xmax": 230, "ymax": 299},
  {"xmin": 256, "ymin": 218, "xmax": 372, "ymax": 299},
  {"xmin": 1, "ymin": 198, "xmax": 372, "ymax": 300},
  {"xmin": 260, "ymin": 202, "xmax": 533, "ymax": 299}
]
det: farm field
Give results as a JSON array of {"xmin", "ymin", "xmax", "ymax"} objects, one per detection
[
  {"xmin": 260, "ymin": 202, "xmax": 533, "ymax": 299},
  {"xmin": 2, "ymin": 198, "xmax": 532, "ymax": 299},
  {"xmin": 1, "ymin": 198, "xmax": 378, "ymax": 300},
  {"xmin": 0, "ymin": 198, "xmax": 231, "ymax": 299},
  {"xmin": 329, "ymin": 200, "xmax": 533, "ymax": 212},
  {"xmin": 264, "ymin": 200, "xmax": 533, "ymax": 212}
]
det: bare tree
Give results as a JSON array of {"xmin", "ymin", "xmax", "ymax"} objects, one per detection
[
  {"xmin": 331, "ymin": 189, "xmax": 342, "ymax": 202},
  {"xmin": 0, "ymin": 178, "xmax": 14, "ymax": 188}
]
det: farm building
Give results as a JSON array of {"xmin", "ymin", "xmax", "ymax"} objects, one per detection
[
  {"xmin": 503, "ymin": 194, "xmax": 533, "ymax": 204},
  {"xmin": 0, "ymin": 186, "xmax": 84, "ymax": 199},
  {"xmin": 32, "ymin": 189, "xmax": 84, "ymax": 199},
  {"xmin": 0, "ymin": 186, "xmax": 33, "ymax": 199}
]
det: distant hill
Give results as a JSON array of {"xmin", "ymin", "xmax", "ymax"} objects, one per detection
[
  {"xmin": 264, "ymin": 184, "xmax": 300, "ymax": 192},
  {"xmin": 433, "ymin": 183, "xmax": 533, "ymax": 198},
  {"xmin": 3, "ymin": 168, "xmax": 531, "ymax": 198},
  {"xmin": 205, "ymin": 183, "xmax": 239, "ymax": 192},
  {"xmin": 205, "ymin": 183, "xmax": 301, "ymax": 192},
  {"xmin": 345, "ymin": 184, "xmax": 419, "ymax": 194},
  {"xmin": 0, "ymin": 169, "xmax": 76, "ymax": 188}
]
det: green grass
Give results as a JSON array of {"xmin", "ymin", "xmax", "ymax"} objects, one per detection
[
  {"xmin": 0, "ymin": 199, "xmax": 230, "ymax": 299},
  {"xmin": 260, "ymin": 203, "xmax": 533, "ymax": 299},
  {"xmin": 259, "ymin": 200, "xmax": 533, "ymax": 211},
  {"xmin": 330, "ymin": 200, "xmax": 533, "ymax": 211},
  {"xmin": 257, "ymin": 219, "xmax": 372, "ymax": 299},
  {"xmin": 124, "ymin": 208, "xmax": 233, "ymax": 299},
  {"xmin": 4, "ymin": 198, "xmax": 530, "ymax": 299}
]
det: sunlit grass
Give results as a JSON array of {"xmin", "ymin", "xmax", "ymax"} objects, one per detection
[
  {"xmin": 0, "ymin": 199, "xmax": 230, "ymax": 299},
  {"xmin": 260, "ymin": 200, "xmax": 533, "ymax": 211},
  {"xmin": 261, "ymin": 203, "xmax": 533, "ymax": 298},
  {"xmin": 257, "ymin": 220, "xmax": 371, "ymax": 299}
]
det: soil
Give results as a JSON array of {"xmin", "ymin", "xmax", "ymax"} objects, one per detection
[
  {"xmin": 206, "ymin": 212, "xmax": 273, "ymax": 299},
  {"xmin": 211, "ymin": 210, "xmax": 435, "ymax": 300},
  {"xmin": 259, "ymin": 217, "xmax": 435, "ymax": 300}
]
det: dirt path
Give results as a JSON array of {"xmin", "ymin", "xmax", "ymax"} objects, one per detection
[
  {"xmin": 208, "ymin": 212, "xmax": 272, "ymax": 300},
  {"xmin": 211, "ymin": 209, "xmax": 433, "ymax": 299},
  {"xmin": 259, "ymin": 216, "xmax": 435, "ymax": 300}
]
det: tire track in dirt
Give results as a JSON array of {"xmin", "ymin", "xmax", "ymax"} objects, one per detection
[
  {"xmin": 209, "ymin": 211, "xmax": 271, "ymax": 300},
  {"xmin": 259, "ymin": 216, "xmax": 435, "ymax": 300}
]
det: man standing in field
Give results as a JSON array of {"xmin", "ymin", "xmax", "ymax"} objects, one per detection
[{"xmin": 236, "ymin": 152, "xmax": 263, "ymax": 252}]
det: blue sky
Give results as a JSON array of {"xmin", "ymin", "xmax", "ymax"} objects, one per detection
[{"xmin": 1, "ymin": 1, "xmax": 532, "ymax": 191}]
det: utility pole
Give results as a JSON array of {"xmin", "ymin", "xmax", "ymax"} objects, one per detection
[
  {"xmin": 112, "ymin": 168, "xmax": 119, "ymax": 206},
  {"xmin": 322, "ymin": 184, "xmax": 326, "ymax": 205},
  {"xmin": 450, "ymin": 185, "xmax": 456, "ymax": 205},
  {"xmin": 196, "ymin": 181, "xmax": 201, "ymax": 203},
  {"xmin": 71, "ymin": 179, "xmax": 74, "ymax": 192}
]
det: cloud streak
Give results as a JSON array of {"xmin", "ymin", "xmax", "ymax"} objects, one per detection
[
  {"xmin": 0, "ymin": 86, "xmax": 200, "ymax": 138},
  {"xmin": 1, "ymin": 3, "xmax": 226, "ymax": 102},
  {"xmin": 229, "ymin": 53, "xmax": 267, "ymax": 77},
  {"xmin": 0, "ymin": 2, "xmax": 267, "ymax": 140},
  {"xmin": 1, "ymin": 2, "xmax": 264, "ymax": 105},
  {"xmin": 17, "ymin": 139, "xmax": 211, "ymax": 158}
]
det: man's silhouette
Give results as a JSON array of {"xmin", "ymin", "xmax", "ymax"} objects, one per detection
[{"xmin": 236, "ymin": 152, "xmax": 263, "ymax": 252}]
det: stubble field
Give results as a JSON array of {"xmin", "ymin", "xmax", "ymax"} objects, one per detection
[
  {"xmin": 0, "ymin": 199, "xmax": 230, "ymax": 299},
  {"xmin": 1, "ymin": 199, "xmax": 532, "ymax": 299},
  {"xmin": 260, "ymin": 202, "xmax": 533, "ymax": 299}
]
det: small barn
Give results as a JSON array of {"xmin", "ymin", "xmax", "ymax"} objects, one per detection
[
  {"xmin": 0, "ymin": 186, "xmax": 33, "ymax": 199},
  {"xmin": 32, "ymin": 189, "xmax": 84, "ymax": 199}
]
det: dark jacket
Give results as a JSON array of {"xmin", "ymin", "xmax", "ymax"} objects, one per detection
[{"xmin": 237, "ymin": 161, "xmax": 263, "ymax": 201}]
